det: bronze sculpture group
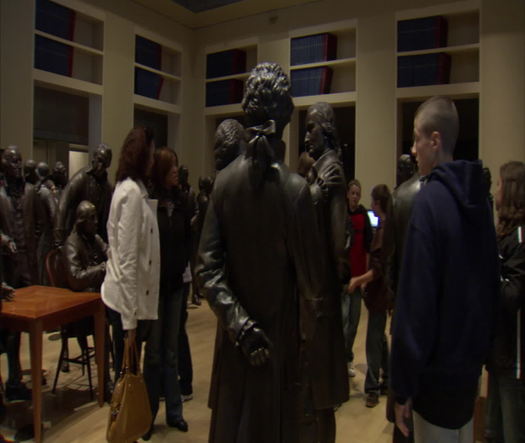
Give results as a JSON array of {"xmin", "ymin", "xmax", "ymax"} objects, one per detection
[{"xmin": 197, "ymin": 62, "xmax": 348, "ymax": 443}]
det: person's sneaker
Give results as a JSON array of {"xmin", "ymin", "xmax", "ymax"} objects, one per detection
[
  {"xmin": 181, "ymin": 393, "xmax": 193, "ymax": 403},
  {"xmin": 167, "ymin": 416, "xmax": 188, "ymax": 432},
  {"xmin": 191, "ymin": 294, "xmax": 201, "ymax": 306},
  {"xmin": 365, "ymin": 392, "xmax": 379, "ymax": 408},
  {"xmin": 347, "ymin": 364, "xmax": 356, "ymax": 377},
  {"xmin": 5, "ymin": 383, "xmax": 31, "ymax": 403}
]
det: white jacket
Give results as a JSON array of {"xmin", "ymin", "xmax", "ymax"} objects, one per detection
[{"xmin": 101, "ymin": 178, "xmax": 160, "ymax": 330}]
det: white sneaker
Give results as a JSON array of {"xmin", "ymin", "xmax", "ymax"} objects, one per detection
[
  {"xmin": 181, "ymin": 393, "xmax": 193, "ymax": 402},
  {"xmin": 348, "ymin": 364, "xmax": 356, "ymax": 377}
]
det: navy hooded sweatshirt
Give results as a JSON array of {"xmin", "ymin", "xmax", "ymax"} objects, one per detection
[{"xmin": 391, "ymin": 160, "xmax": 499, "ymax": 429}]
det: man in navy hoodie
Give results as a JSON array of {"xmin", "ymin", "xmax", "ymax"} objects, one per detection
[{"xmin": 391, "ymin": 96, "xmax": 499, "ymax": 442}]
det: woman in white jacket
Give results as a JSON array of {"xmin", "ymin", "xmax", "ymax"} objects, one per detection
[{"xmin": 102, "ymin": 126, "xmax": 160, "ymax": 381}]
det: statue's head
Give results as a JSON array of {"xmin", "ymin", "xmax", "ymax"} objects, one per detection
[
  {"xmin": 396, "ymin": 154, "xmax": 416, "ymax": 186},
  {"xmin": 242, "ymin": 62, "xmax": 294, "ymax": 139},
  {"xmin": 75, "ymin": 200, "xmax": 98, "ymax": 237},
  {"xmin": 198, "ymin": 176, "xmax": 213, "ymax": 194},
  {"xmin": 91, "ymin": 143, "xmax": 112, "ymax": 178},
  {"xmin": 305, "ymin": 102, "xmax": 338, "ymax": 160},
  {"xmin": 214, "ymin": 119, "xmax": 245, "ymax": 171},
  {"xmin": 52, "ymin": 161, "xmax": 68, "ymax": 187},
  {"xmin": 37, "ymin": 161, "xmax": 50, "ymax": 180},
  {"xmin": 24, "ymin": 159, "xmax": 38, "ymax": 184},
  {"xmin": 2, "ymin": 146, "xmax": 23, "ymax": 181}
]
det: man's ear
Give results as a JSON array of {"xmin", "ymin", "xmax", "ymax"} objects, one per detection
[{"xmin": 430, "ymin": 131, "xmax": 442, "ymax": 153}]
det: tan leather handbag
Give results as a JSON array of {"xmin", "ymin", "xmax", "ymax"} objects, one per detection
[{"xmin": 107, "ymin": 336, "xmax": 152, "ymax": 443}]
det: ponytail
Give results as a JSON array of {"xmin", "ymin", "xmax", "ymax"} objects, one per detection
[{"xmin": 246, "ymin": 120, "xmax": 277, "ymax": 191}]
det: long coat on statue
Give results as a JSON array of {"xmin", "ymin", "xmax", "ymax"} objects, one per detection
[
  {"xmin": 197, "ymin": 151, "xmax": 323, "ymax": 443},
  {"xmin": 306, "ymin": 148, "xmax": 349, "ymax": 409}
]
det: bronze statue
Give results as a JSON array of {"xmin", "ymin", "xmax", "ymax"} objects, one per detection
[
  {"xmin": 214, "ymin": 119, "xmax": 245, "ymax": 171},
  {"xmin": 36, "ymin": 162, "xmax": 58, "ymax": 194},
  {"xmin": 63, "ymin": 200, "xmax": 107, "ymax": 292},
  {"xmin": 384, "ymin": 158, "xmax": 421, "ymax": 443},
  {"xmin": 0, "ymin": 146, "xmax": 40, "ymax": 401},
  {"xmin": 0, "ymin": 146, "xmax": 41, "ymax": 287},
  {"xmin": 297, "ymin": 151, "xmax": 314, "ymax": 178},
  {"xmin": 396, "ymin": 154, "xmax": 416, "ymax": 188},
  {"xmin": 55, "ymin": 144, "xmax": 113, "ymax": 244},
  {"xmin": 23, "ymin": 159, "xmax": 38, "ymax": 185},
  {"xmin": 190, "ymin": 176, "xmax": 213, "ymax": 305},
  {"xmin": 61, "ymin": 200, "xmax": 108, "ymax": 391},
  {"xmin": 179, "ymin": 166, "xmax": 199, "ymax": 305},
  {"xmin": 51, "ymin": 161, "xmax": 68, "ymax": 198},
  {"xmin": 197, "ymin": 62, "xmax": 322, "ymax": 443},
  {"xmin": 35, "ymin": 161, "xmax": 58, "ymax": 284},
  {"xmin": 303, "ymin": 102, "xmax": 349, "ymax": 442}
]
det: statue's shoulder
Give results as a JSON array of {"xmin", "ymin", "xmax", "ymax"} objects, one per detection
[{"xmin": 395, "ymin": 174, "xmax": 421, "ymax": 204}]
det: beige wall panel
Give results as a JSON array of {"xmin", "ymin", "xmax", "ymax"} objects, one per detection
[
  {"xmin": 356, "ymin": 13, "xmax": 397, "ymax": 201},
  {"xmin": 480, "ymin": 0, "xmax": 525, "ymax": 185},
  {"xmin": 0, "ymin": 0, "xmax": 34, "ymax": 160}
]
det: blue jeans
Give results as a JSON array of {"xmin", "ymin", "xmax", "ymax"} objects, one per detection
[
  {"xmin": 341, "ymin": 288, "xmax": 362, "ymax": 363},
  {"xmin": 485, "ymin": 371, "xmax": 525, "ymax": 443},
  {"xmin": 178, "ymin": 282, "xmax": 193, "ymax": 396},
  {"xmin": 143, "ymin": 287, "xmax": 184, "ymax": 422},
  {"xmin": 364, "ymin": 310, "xmax": 388, "ymax": 394}
]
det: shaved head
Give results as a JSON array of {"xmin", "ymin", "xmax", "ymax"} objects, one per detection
[{"xmin": 415, "ymin": 96, "xmax": 459, "ymax": 155}]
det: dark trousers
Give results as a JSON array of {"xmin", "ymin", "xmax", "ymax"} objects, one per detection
[
  {"xmin": 0, "ymin": 331, "xmax": 22, "ymax": 386},
  {"xmin": 364, "ymin": 310, "xmax": 389, "ymax": 394},
  {"xmin": 178, "ymin": 283, "xmax": 193, "ymax": 396},
  {"xmin": 341, "ymin": 288, "xmax": 362, "ymax": 363},
  {"xmin": 143, "ymin": 287, "xmax": 184, "ymax": 421},
  {"xmin": 106, "ymin": 307, "xmax": 125, "ymax": 384},
  {"xmin": 485, "ymin": 371, "xmax": 525, "ymax": 443}
]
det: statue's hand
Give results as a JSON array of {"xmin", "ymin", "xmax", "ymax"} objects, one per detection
[
  {"xmin": 239, "ymin": 325, "xmax": 272, "ymax": 367},
  {"xmin": 318, "ymin": 163, "xmax": 345, "ymax": 198},
  {"xmin": 0, "ymin": 282, "xmax": 15, "ymax": 301},
  {"xmin": 0, "ymin": 234, "xmax": 16, "ymax": 254}
]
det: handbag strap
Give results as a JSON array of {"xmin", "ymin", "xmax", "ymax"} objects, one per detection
[{"xmin": 120, "ymin": 335, "xmax": 140, "ymax": 376}]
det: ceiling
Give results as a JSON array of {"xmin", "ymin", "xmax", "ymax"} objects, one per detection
[
  {"xmin": 133, "ymin": 0, "xmax": 319, "ymax": 29},
  {"xmin": 171, "ymin": 0, "xmax": 243, "ymax": 13}
]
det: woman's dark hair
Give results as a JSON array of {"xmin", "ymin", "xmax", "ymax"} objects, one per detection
[
  {"xmin": 150, "ymin": 146, "xmax": 178, "ymax": 197},
  {"xmin": 371, "ymin": 184, "xmax": 392, "ymax": 218},
  {"xmin": 241, "ymin": 62, "xmax": 294, "ymax": 190},
  {"xmin": 115, "ymin": 126, "xmax": 154, "ymax": 183},
  {"xmin": 497, "ymin": 161, "xmax": 525, "ymax": 238}
]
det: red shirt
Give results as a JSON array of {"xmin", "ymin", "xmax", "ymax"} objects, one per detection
[{"xmin": 349, "ymin": 208, "xmax": 369, "ymax": 276}]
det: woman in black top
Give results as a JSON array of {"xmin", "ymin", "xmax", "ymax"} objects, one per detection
[
  {"xmin": 143, "ymin": 147, "xmax": 191, "ymax": 439},
  {"xmin": 485, "ymin": 161, "xmax": 525, "ymax": 443}
]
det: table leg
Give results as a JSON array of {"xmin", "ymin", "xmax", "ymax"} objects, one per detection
[
  {"xmin": 94, "ymin": 301, "xmax": 105, "ymax": 406},
  {"xmin": 29, "ymin": 320, "xmax": 43, "ymax": 443}
]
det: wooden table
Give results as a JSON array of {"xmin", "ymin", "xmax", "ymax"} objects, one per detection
[{"xmin": 0, "ymin": 286, "xmax": 105, "ymax": 443}]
